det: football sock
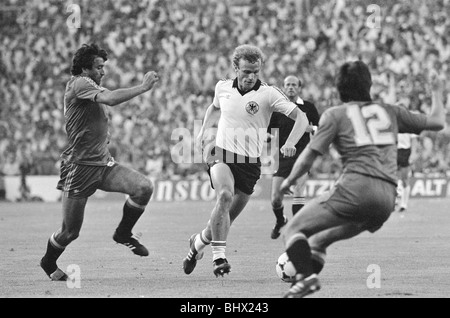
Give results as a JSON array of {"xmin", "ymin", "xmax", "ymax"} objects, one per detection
[
  {"xmin": 292, "ymin": 196, "xmax": 306, "ymax": 215},
  {"xmin": 285, "ymin": 233, "xmax": 314, "ymax": 277},
  {"xmin": 43, "ymin": 232, "xmax": 66, "ymax": 263},
  {"xmin": 272, "ymin": 205, "xmax": 285, "ymax": 223},
  {"xmin": 116, "ymin": 197, "xmax": 146, "ymax": 236},
  {"xmin": 311, "ymin": 249, "xmax": 326, "ymax": 274},
  {"xmin": 211, "ymin": 241, "xmax": 226, "ymax": 261},
  {"xmin": 194, "ymin": 230, "xmax": 210, "ymax": 252},
  {"xmin": 397, "ymin": 181, "xmax": 403, "ymax": 198},
  {"xmin": 401, "ymin": 185, "xmax": 410, "ymax": 209}
]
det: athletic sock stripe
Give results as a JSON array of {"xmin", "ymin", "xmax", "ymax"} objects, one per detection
[
  {"xmin": 286, "ymin": 233, "xmax": 307, "ymax": 249},
  {"xmin": 126, "ymin": 196, "xmax": 146, "ymax": 210},
  {"xmin": 311, "ymin": 250, "xmax": 326, "ymax": 265},
  {"xmin": 211, "ymin": 241, "xmax": 226, "ymax": 247},
  {"xmin": 293, "ymin": 197, "xmax": 306, "ymax": 205},
  {"xmin": 50, "ymin": 233, "xmax": 65, "ymax": 250}
]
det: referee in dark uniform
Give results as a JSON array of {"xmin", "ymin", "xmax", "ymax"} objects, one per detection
[{"xmin": 268, "ymin": 75, "xmax": 320, "ymax": 239}]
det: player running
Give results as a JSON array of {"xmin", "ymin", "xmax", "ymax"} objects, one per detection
[
  {"xmin": 279, "ymin": 61, "xmax": 445, "ymax": 298},
  {"xmin": 182, "ymin": 45, "xmax": 309, "ymax": 277},
  {"xmin": 40, "ymin": 43, "xmax": 159, "ymax": 281}
]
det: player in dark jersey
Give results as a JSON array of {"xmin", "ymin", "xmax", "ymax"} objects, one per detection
[
  {"xmin": 40, "ymin": 43, "xmax": 159, "ymax": 281},
  {"xmin": 278, "ymin": 61, "xmax": 445, "ymax": 298},
  {"xmin": 268, "ymin": 75, "xmax": 320, "ymax": 239}
]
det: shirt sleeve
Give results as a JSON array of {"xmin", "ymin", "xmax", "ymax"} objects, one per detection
[
  {"xmin": 73, "ymin": 77, "xmax": 105, "ymax": 102},
  {"xmin": 308, "ymin": 110, "xmax": 338, "ymax": 155},
  {"xmin": 394, "ymin": 105, "xmax": 427, "ymax": 134},
  {"xmin": 212, "ymin": 81, "xmax": 222, "ymax": 109},
  {"xmin": 270, "ymin": 86, "xmax": 296, "ymax": 116}
]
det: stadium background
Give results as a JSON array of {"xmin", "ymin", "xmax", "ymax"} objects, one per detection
[{"xmin": 1, "ymin": 0, "xmax": 450, "ymax": 202}]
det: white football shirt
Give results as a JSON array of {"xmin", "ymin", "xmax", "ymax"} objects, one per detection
[
  {"xmin": 213, "ymin": 78, "xmax": 296, "ymax": 158},
  {"xmin": 397, "ymin": 133, "xmax": 415, "ymax": 149}
]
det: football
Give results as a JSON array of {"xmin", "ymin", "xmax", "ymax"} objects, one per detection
[{"xmin": 275, "ymin": 252, "xmax": 297, "ymax": 283}]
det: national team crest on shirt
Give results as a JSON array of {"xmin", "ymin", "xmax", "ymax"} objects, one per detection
[{"xmin": 246, "ymin": 101, "xmax": 259, "ymax": 115}]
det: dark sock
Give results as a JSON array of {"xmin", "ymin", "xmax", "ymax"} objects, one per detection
[
  {"xmin": 273, "ymin": 205, "xmax": 284, "ymax": 223},
  {"xmin": 286, "ymin": 236, "xmax": 314, "ymax": 278},
  {"xmin": 311, "ymin": 258, "xmax": 324, "ymax": 274},
  {"xmin": 42, "ymin": 238, "xmax": 65, "ymax": 270},
  {"xmin": 116, "ymin": 201, "xmax": 144, "ymax": 236},
  {"xmin": 292, "ymin": 204, "xmax": 304, "ymax": 216}
]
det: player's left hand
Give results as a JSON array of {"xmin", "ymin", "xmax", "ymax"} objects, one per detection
[
  {"xmin": 280, "ymin": 143, "xmax": 296, "ymax": 158},
  {"xmin": 280, "ymin": 178, "xmax": 293, "ymax": 195}
]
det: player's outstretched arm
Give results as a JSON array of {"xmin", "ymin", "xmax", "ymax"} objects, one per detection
[
  {"xmin": 96, "ymin": 71, "xmax": 159, "ymax": 106},
  {"xmin": 424, "ymin": 72, "xmax": 446, "ymax": 131},
  {"xmin": 280, "ymin": 147, "xmax": 319, "ymax": 194}
]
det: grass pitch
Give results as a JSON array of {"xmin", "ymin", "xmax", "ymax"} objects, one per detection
[{"xmin": 1, "ymin": 198, "xmax": 450, "ymax": 298}]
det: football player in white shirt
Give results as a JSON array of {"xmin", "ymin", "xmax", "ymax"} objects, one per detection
[
  {"xmin": 182, "ymin": 45, "xmax": 309, "ymax": 277},
  {"xmin": 397, "ymin": 132, "xmax": 417, "ymax": 214}
]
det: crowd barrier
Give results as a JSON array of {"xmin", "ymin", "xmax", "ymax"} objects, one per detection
[{"xmin": 2, "ymin": 175, "xmax": 450, "ymax": 203}]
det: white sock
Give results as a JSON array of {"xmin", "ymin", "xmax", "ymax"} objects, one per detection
[
  {"xmin": 194, "ymin": 230, "xmax": 210, "ymax": 252},
  {"xmin": 401, "ymin": 185, "xmax": 410, "ymax": 209},
  {"xmin": 211, "ymin": 241, "xmax": 226, "ymax": 261}
]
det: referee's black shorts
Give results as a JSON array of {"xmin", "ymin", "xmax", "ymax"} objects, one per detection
[
  {"xmin": 397, "ymin": 148, "xmax": 411, "ymax": 168},
  {"xmin": 204, "ymin": 146, "xmax": 261, "ymax": 195}
]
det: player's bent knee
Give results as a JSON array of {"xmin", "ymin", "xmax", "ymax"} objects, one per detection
[{"xmin": 137, "ymin": 178, "xmax": 153, "ymax": 201}]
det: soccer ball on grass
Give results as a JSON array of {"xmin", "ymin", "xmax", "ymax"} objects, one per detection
[{"xmin": 275, "ymin": 252, "xmax": 297, "ymax": 283}]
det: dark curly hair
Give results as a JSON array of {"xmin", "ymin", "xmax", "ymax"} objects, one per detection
[
  {"xmin": 70, "ymin": 43, "xmax": 108, "ymax": 75},
  {"xmin": 336, "ymin": 61, "xmax": 372, "ymax": 103}
]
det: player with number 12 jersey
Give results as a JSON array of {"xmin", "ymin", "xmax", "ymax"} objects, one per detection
[
  {"xmin": 278, "ymin": 61, "xmax": 444, "ymax": 298},
  {"xmin": 310, "ymin": 101, "xmax": 426, "ymax": 187}
]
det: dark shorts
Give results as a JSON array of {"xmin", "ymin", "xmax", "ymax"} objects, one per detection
[
  {"xmin": 57, "ymin": 160, "xmax": 117, "ymax": 199},
  {"xmin": 273, "ymin": 156, "xmax": 298, "ymax": 178},
  {"xmin": 205, "ymin": 147, "xmax": 261, "ymax": 195},
  {"xmin": 319, "ymin": 173, "xmax": 396, "ymax": 233},
  {"xmin": 397, "ymin": 148, "xmax": 411, "ymax": 168}
]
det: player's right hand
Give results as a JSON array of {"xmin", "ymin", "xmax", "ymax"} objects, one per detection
[
  {"xmin": 196, "ymin": 131, "xmax": 204, "ymax": 154},
  {"xmin": 280, "ymin": 178, "xmax": 294, "ymax": 195},
  {"xmin": 142, "ymin": 71, "xmax": 159, "ymax": 91},
  {"xmin": 430, "ymin": 70, "xmax": 444, "ymax": 92}
]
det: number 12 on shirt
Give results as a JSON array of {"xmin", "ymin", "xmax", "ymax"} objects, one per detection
[{"xmin": 347, "ymin": 104, "xmax": 396, "ymax": 147}]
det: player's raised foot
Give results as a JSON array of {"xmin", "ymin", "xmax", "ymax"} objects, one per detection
[
  {"xmin": 283, "ymin": 274, "xmax": 321, "ymax": 298},
  {"xmin": 271, "ymin": 216, "xmax": 288, "ymax": 239},
  {"xmin": 40, "ymin": 257, "xmax": 68, "ymax": 281},
  {"xmin": 183, "ymin": 234, "xmax": 204, "ymax": 275},
  {"xmin": 113, "ymin": 230, "xmax": 149, "ymax": 257},
  {"xmin": 213, "ymin": 258, "xmax": 231, "ymax": 277}
]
